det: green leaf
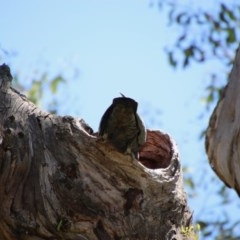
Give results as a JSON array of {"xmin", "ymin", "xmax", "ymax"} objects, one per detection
[
  {"xmin": 28, "ymin": 81, "xmax": 43, "ymax": 105},
  {"xmin": 204, "ymin": 12, "xmax": 211, "ymax": 21},
  {"xmin": 176, "ymin": 12, "xmax": 191, "ymax": 25},
  {"xmin": 197, "ymin": 221, "xmax": 208, "ymax": 230},
  {"xmin": 184, "ymin": 46, "xmax": 194, "ymax": 57},
  {"xmin": 183, "ymin": 56, "xmax": 189, "ymax": 68},
  {"xmin": 221, "ymin": 3, "xmax": 236, "ymax": 21},
  {"xmin": 177, "ymin": 33, "xmax": 186, "ymax": 42},
  {"xmin": 226, "ymin": 27, "xmax": 236, "ymax": 44},
  {"xmin": 175, "ymin": 13, "xmax": 183, "ymax": 23},
  {"xmin": 207, "ymin": 92, "xmax": 214, "ymax": 103},
  {"xmin": 225, "ymin": 9, "xmax": 236, "ymax": 21},
  {"xmin": 208, "ymin": 34, "xmax": 220, "ymax": 48},
  {"xmin": 168, "ymin": 8, "xmax": 175, "ymax": 25},
  {"xmin": 185, "ymin": 177, "xmax": 195, "ymax": 189},
  {"xmin": 182, "ymin": 46, "xmax": 194, "ymax": 68},
  {"xmin": 219, "ymin": 11, "xmax": 229, "ymax": 26},
  {"xmin": 50, "ymin": 76, "xmax": 65, "ymax": 94},
  {"xmin": 192, "ymin": 46, "xmax": 205, "ymax": 62},
  {"xmin": 168, "ymin": 51, "xmax": 177, "ymax": 67},
  {"xmin": 213, "ymin": 20, "xmax": 220, "ymax": 30}
]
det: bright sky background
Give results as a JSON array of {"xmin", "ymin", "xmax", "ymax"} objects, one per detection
[{"xmin": 1, "ymin": 0, "xmax": 239, "ymax": 238}]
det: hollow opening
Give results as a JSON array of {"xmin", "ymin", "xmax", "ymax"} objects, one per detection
[{"xmin": 138, "ymin": 130, "xmax": 173, "ymax": 169}]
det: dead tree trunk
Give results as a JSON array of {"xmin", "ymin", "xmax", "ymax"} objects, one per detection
[
  {"xmin": 0, "ymin": 64, "xmax": 192, "ymax": 240},
  {"xmin": 206, "ymin": 46, "xmax": 240, "ymax": 196}
]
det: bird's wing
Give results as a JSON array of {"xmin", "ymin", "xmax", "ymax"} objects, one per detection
[
  {"xmin": 98, "ymin": 104, "xmax": 114, "ymax": 136},
  {"xmin": 136, "ymin": 113, "xmax": 147, "ymax": 145}
]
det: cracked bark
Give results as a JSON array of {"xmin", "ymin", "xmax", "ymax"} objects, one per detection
[
  {"xmin": 206, "ymin": 46, "xmax": 240, "ymax": 196},
  {"xmin": 0, "ymin": 64, "xmax": 192, "ymax": 240}
]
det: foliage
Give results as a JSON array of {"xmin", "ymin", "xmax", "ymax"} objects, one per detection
[
  {"xmin": 27, "ymin": 74, "xmax": 65, "ymax": 108},
  {"xmin": 157, "ymin": 0, "xmax": 240, "ymax": 106},
  {"xmin": 0, "ymin": 45, "xmax": 66, "ymax": 114},
  {"xmin": 157, "ymin": 0, "xmax": 239, "ymax": 65},
  {"xmin": 13, "ymin": 72, "xmax": 65, "ymax": 114},
  {"xmin": 181, "ymin": 224, "xmax": 201, "ymax": 240},
  {"xmin": 154, "ymin": 0, "xmax": 240, "ymax": 239}
]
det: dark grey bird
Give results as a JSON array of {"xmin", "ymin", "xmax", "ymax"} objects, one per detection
[{"xmin": 99, "ymin": 95, "xmax": 146, "ymax": 158}]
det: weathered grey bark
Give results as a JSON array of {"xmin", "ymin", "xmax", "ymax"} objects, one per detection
[
  {"xmin": 206, "ymin": 46, "xmax": 240, "ymax": 196},
  {"xmin": 0, "ymin": 64, "xmax": 192, "ymax": 240}
]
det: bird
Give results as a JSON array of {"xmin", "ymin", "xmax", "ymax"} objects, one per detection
[{"xmin": 98, "ymin": 94, "xmax": 146, "ymax": 158}]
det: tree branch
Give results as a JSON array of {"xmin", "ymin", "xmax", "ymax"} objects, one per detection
[
  {"xmin": 206, "ymin": 46, "xmax": 240, "ymax": 196},
  {"xmin": 0, "ymin": 64, "xmax": 191, "ymax": 240}
]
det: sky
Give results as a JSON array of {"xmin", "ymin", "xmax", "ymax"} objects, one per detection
[{"xmin": 1, "ymin": 0, "xmax": 239, "ymax": 238}]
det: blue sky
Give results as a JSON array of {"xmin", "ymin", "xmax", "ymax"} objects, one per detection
[{"xmin": 1, "ymin": 0, "xmax": 239, "ymax": 237}]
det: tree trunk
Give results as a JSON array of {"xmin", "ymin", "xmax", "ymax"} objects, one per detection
[
  {"xmin": 0, "ymin": 64, "xmax": 192, "ymax": 240},
  {"xmin": 206, "ymin": 46, "xmax": 240, "ymax": 196}
]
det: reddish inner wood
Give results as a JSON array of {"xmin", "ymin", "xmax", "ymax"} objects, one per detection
[{"xmin": 139, "ymin": 130, "xmax": 172, "ymax": 169}]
